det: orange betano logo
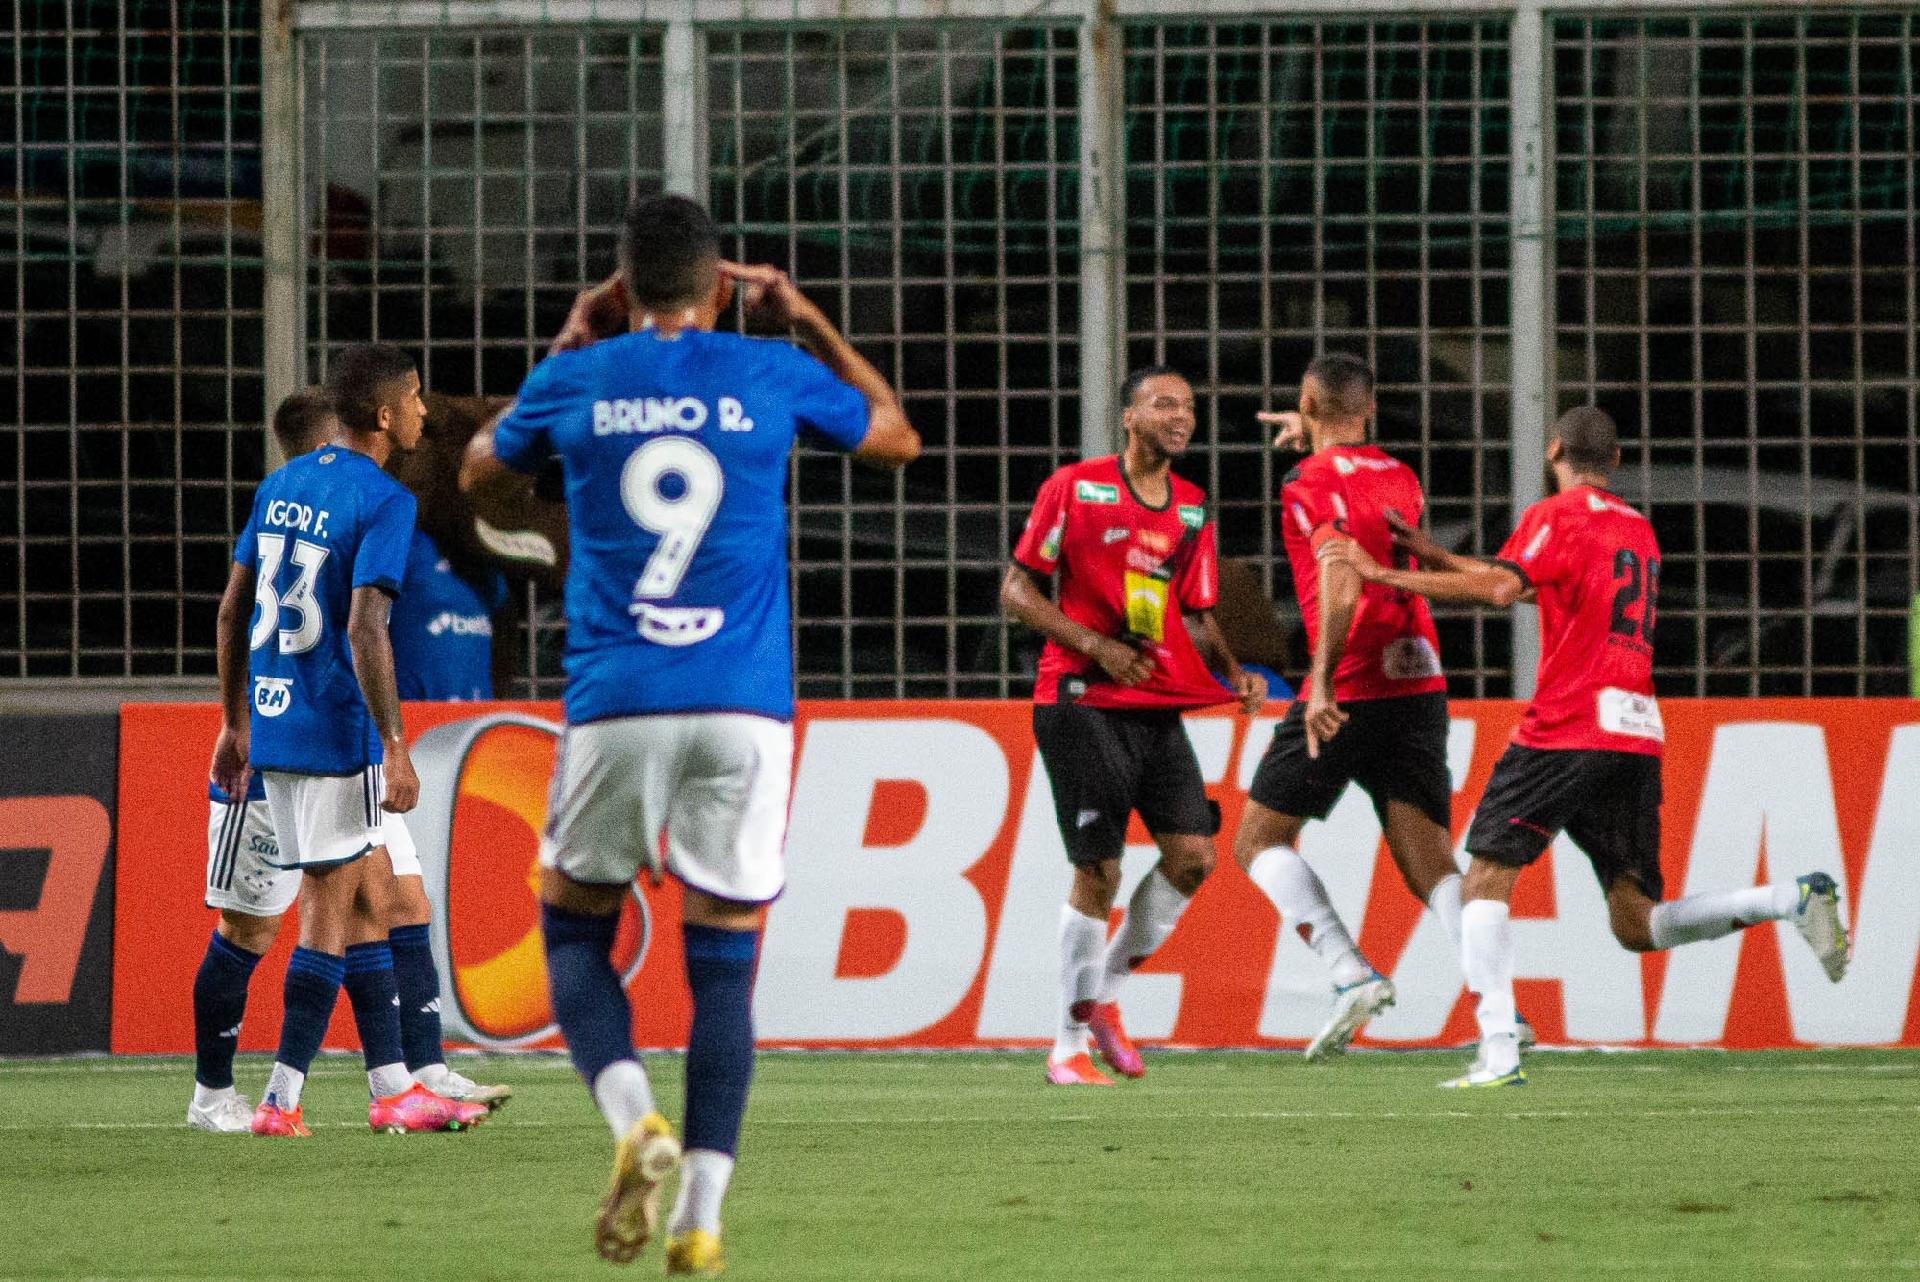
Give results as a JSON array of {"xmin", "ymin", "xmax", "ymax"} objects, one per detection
[{"xmin": 0, "ymin": 797, "xmax": 111, "ymax": 1004}]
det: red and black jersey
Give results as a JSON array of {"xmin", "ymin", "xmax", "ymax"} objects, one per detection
[
  {"xmin": 1496, "ymin": 485, "xmax": 1663, "ymax": 756},
  {"xmin": 1012, "ymin": 456, "xmax": 1229, "ymax": 710},
  {"xmin": 1280, "ymin": 445, "xmax": 1447, "ymax": 703}
]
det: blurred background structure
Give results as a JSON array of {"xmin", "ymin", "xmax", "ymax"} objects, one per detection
[{"xmin": 6, "ymin": 1, "xmax": 1917, "ymax": 698}]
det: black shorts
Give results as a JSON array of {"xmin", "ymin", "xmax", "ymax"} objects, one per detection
[
  {"xmin": 1031, "ymin": 704, "xmax": 1219, "ymax": 867},
  {"xmin": 1465, "ymin": 744, "xmax": 1664, "ymax": 898},
  {"xmin": 1245, "ymin": 691, "xmax": 1451, "ymax": 828}
]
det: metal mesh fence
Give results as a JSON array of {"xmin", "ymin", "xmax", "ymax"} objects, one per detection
[
  {"xmin": 709, "ymin": 23, "xmax": 1079, "ymax": 698},
  {"xmin": 1124, "ymin": 19, "xmax": 1516, "ymax": 696},
  {"xmin": 1553, "ymin": 11, "xmax": 1919, "ymax": 696},
  {"xmin": 6, "ymin": 5, "xmax": 1918, "ymax": 699},
  {"xmin": 4, "ymin": 0, "xmax": 265, "ymax": 677},
  {"xmin": 302, "ymin": 27, "xmax": 665, "ymax": 694}
]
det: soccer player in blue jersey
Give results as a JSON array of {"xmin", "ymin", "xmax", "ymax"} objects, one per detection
[
  {"xmin": 462, "ymin": 194, "xmax": 920, "ymax": 1271},
  {"xmin": 189, "ymin": 388, "xmax": 335, "ymax": 1132},
  {"xmin": 211, "ymin": 344, "xmax": 489, "ymax": 1137},
  {"xmin": 389, "ymin": 527, "xmax": 506, "ymax": 702}
]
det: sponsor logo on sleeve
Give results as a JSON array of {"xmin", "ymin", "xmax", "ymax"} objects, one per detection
[{"xmin": 1177, "ymin": 504, "xmax": 1206, "ymax": 529}]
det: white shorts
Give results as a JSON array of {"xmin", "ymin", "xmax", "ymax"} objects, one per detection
[
  {"xmin": 205, "ymin": 799, "xmax": 300, "ymax": 917},
  {"xmin": 540, "ymin": 714, "xmax": 793, "ymax": 903},
  {"xmin": 261, "ymin": 765, "xmax": 420, "ymax": 875}
]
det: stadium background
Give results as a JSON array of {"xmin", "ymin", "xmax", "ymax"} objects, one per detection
[{"xmin": 7, "ymin": 0, "xmax": 1917, "ymax": 704}]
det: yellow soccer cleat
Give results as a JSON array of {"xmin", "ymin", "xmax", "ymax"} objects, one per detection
[
  {"xmin": 664, "ymin": 1229, "xmax": 726, "ymax": 1277},
  {"xmin": 595, "ymin": 1112, "xmax": 682, "ymax": 1265}
]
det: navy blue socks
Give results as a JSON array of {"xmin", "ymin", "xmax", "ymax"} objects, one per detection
[
  {"xmin": 342, "ymin": 941, "xmax": 405, "ymax": 1073},
  {"xmin": 542, "ymin": 903, "xmax": 634, "ymax": 1085},
  {"xmin": 682, "ymin": 923, "xmax": 758, "ymax": 1156},
  {"xmin": 192, "ymin": 931, "xmax": 262, "ymax": 1089},
  {"xmin": 388, "ymin": 922, "xmax": 445, "ymax": 1072},
  {"xmin": 273, "ymin": 947, "xmax": 345, "ymax": 1083}
]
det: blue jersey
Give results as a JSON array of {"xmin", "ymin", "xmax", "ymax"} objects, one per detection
[
  {"xmin": 493, "ymin": 329, "xmax": 869, "ymax": 724},
  {"xmin": 389, "ymin": 529, "xmax": 506, "ymax": 701},
  {"xmin": 233, "ymin": 447, "xmax": 416, "ymax": 774},
  {"xmin": 208, "ymin": 774, "xmax": 268, "ymax": 805}
]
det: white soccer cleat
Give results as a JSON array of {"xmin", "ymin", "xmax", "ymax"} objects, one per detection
[
  {"xmin": 1439, "ymin": 1037, "xmax": 1525, "ymax": 1089},
  {"xmin": 1790, "ymin": 872, "xmax": 1850, "ymax": 983},
  {"xmin": 420, "ymin": 1067, "xmax": 512, "ymax": 1110},
  {"xmin": 1305, "ymin": 974, "xmax": 1396, "ymax": 1062},
  {"xmin": 187, "ymin": 1090, "xmax": 256, "ymax": 1133}
]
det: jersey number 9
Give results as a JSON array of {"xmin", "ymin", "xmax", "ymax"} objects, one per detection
[
  {"xmin": 621, "ymin": 436, "xmax": 724, "ymax": 600},
  {"xmin": 250, "ymin": 533, "xmax": 330, "ymax": 655}
]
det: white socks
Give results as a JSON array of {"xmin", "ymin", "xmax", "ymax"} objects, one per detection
[
  {"xmin": 592, "ymin": 1059, "xmax": 658, "ymax": 1141},
  {"xmin": 1053, "ymin": 906, "xmax": 1105, "ymax": 1061},
  {"xmin": 1097, "ymin": 870, "xmax": 1191, "ymax": 1003},
  {"xmin": 1428, "ymin": 872, "xmax": 1465, "ymax": 950},
  {"xmin": 263, "ymin": 1062, "xmax": 306, "ymax": 1111},
  {"xmin": 1460, "ymin": 899, "xmax": 1518, "ymax": 1074},
  {"xmin": 192, "ymin": 1083, "xmax": 236, "ymax": 1111},
  {"xmin": 1649, "ymin": 883, "xmax": 1797, "ymax": 950},
  {"xmin": 368, "ymin": 1062, "xmax": 412, "ymax": 1099},
  {"xmin": 1245, "ymin": 846, "xmax": 1375, "ymax": 988},
  {"xmin": 413, "ymin": 1062, "xmax": 453, "ymax": 1091},
  {"xmin": 668, "ymin": 1149, "xmax": 736, "ymax": 1235}
]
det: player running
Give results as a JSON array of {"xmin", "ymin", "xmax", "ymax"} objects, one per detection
[
  {"xmin": 1003, "ymin": 365, "xmax": 1265, "ymax": 1088},
  {"xmin": 210, "ymin": 345, "xmax": 489, "ymax": 1137},
  {"xmin": 1235, "ymin": 354, "xmax": 1476, "ymax": 1059},
  {"xmin": 1328, "ymin": 405, "xmax": 1850, "ymax": 1087},
  {"xmin": 461, "ymin": 194, "xmax": 920, "ymax": 1272}
]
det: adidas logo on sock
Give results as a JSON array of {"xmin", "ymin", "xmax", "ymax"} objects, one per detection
[
  {"xmin": 219, "ymin": 1024, "xmax": 242, "ymax": 1040},
  {"xmin": 421, "ymin": 998, "xmax": 441, "ymax": 1014}
]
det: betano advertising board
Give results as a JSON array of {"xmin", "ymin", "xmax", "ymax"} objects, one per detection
[{"xmin": 107, "ymin": 700, "xmax": 1920, "ymax": 1055}]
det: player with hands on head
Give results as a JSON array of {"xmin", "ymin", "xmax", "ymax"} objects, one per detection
[
  {"xmin": 463, "ymin": 194, "xmax": 918, "ymax": 1272},
  {"xmin": 1325, "ymin": 405, "xmax": 1850, "ymax": 1087},
  {"xmin": 1003, "ymin": 365, "xmax": 1264, "ymax": 1089},
  {"xmin": 1235, "ymin": 354, "xmax": 1490, "ymax": 1062}
]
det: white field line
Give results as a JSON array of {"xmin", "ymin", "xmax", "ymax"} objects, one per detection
[
  {"xmin": 1, "ymin": 1056, "xmax": 1914, "ymax": 1078},
  {"xmin": 1, "ymin": 1102, "xmax": 1916, "ymax": 1133}
]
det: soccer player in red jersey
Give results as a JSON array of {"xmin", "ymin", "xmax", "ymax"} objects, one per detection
[
  {"xmin": 1234, "ymin": 354, "xmax": 1471, "ymax": 1059},
  {"xmin": 1002, "ymin": 366, "xmax": 1265, "ymax": 1086},
  {"xmin": 1332, "ymin": 406, "xmax": 1850, "ymax": 1087}
]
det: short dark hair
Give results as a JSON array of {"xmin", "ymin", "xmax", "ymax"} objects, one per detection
[
  {"xmin": 1303, "ymin": 352, "xmax": 1374, "ymax": 418},
  {"xmin": 1552, "ymin": 405, "xmax": 1619, "ymax": 472},
  {"xmin": 1120, "ymin": 364, "xmax": 1189, "ymax": 409},
  {"xmin": 620, "ymin": 194, "xmax": 722, "ymax": 309},
  {"xmin": 326, "ymin": 343, "xmax": 416, "ymax": 434},
  {"xmin": 270, "ymin": 387, "xmax": 336, "ymax": 458}
]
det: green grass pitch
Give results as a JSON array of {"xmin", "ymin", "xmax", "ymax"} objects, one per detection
[{"xmin": 1, "ymin": 1050, "xmax": 1914, "ymax": 1280}]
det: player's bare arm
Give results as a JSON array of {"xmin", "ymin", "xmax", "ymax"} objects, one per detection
[
  {"xmin": 210, "ymin": 560, "xmax": 255, "ymax": 798},
  {"xmin": 1259, "ymin": 409, "xmax": 1308, "ymax": 452},
  {"xmin": 722, "ymin": 261, "xmax": 921, "ymax": 469},
  {"xmin": 1304, "ymin": 545, "xmax": 1358, "ymax": 757},
  {"xmin": 1330, "ymin": 537, "xmax": 1528, "ymax": 609},
  {"xmin": 1190, "ymin": 608, "xmax": 1265, "ymax": 715},
  {"xmin": 458, "ymin": 406, "xmax": 531, "ymax": 510},
  {"xmin": 1000, "ymin": 563, "xmax": 1152, "ymax": 687},
  {"xmin": 549, "ymin": 273, "xmax": 628, "ymax": 354},
  {"xmin": 347, "ymin": 584, "xmax": 419, "ymax": 813}
]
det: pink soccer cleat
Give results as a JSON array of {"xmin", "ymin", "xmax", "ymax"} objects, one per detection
[
  {"xmin": 1082, "ymin": 1001, "xmax": 1145, "ymax": 1079},
  {"xmin": 1045, "ymin": 1053, "xmax": 1113, "ymax": 1086},
  {"xmin": 250, "ymin": 1101, "xmax": 311, "ymax": 1137},
  {"xmin": 369, "ymin": 1082, "xmax": 488, "ymax": 1134}
]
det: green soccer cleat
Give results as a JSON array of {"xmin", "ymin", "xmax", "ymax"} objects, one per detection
[
  {"xmin": 1439, "ymin": 1064, "xmax": 1527, "ymax": 1089},
  {"xmin": 1790, "ymin": 872, "xmax": 1850, "ymax": 983}
]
